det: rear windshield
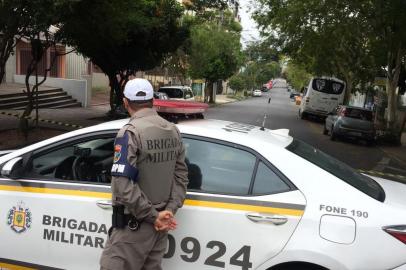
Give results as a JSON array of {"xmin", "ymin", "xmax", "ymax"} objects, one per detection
[
  {"xmin": 158, "ymin": 88, "xmax": 183, "ymax": 98},
  {"xmin": 286, "ymin": 139, "xmax": 385, "ymax": 202},
  {"xmin": 312, "ymin": 79, "xmax": 345, "ymax": 95},
  {"xmin": 345, "ymin": 108, "xmax": 373, "ymax": 121}
]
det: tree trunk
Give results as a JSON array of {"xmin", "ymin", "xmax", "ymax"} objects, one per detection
[
  {"xmin": 343, "ymin": 78, "xmax": 353, "ymax": 105},
  {"xmin": 108, "ymin": 74, "xmax": 122, "ymax": 114},
  {"xmin": 386, "ymin": 46, "xmax": 403, "ymax": 133},
  {"xmin": 205, "ymin": 81, "xmax": 215, "ymax": 103}
]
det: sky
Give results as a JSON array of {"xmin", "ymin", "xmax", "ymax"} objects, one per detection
[{"xmin": 238, "ymin": 0, "xmax": 261, "ymax": 47}]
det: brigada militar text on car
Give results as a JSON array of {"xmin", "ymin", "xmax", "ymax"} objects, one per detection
[{"xmin": 0, "ymin": 106, "xmax": 406, "ymax": 270}]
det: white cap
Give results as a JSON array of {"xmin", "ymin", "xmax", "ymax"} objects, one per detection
[{"xmin": 123, "ymin": 78, "xmax": 154, "ymax": 101}]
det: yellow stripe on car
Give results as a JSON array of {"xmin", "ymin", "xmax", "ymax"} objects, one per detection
[
  {"xmin": 0, "ymin": 185, "xmax": 111, "ymax": 199},
  {"xmin": 184, "ymin": 199, "xmax": 304, "ymax": 216},
  {"xmin": 0, "ymin": 262, "xmax": 36, "ymax": 270},
  {"xmin": 0, "ymin": 185, "xmax": 304, "ymax": 216}
]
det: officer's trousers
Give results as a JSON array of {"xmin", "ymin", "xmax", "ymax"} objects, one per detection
[{"xmin": 100, "ymin": 222, "xmax": 168, "ymax": 270}]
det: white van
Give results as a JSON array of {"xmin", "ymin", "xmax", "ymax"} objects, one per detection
[{"xmin": 299, "ymin": 77, "xmax": 346, "ymax": 119}]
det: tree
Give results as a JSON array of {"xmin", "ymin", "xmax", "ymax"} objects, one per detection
[
  {"xmin": 19, "ymin": 0, "xmax": 66, "ymax": 133},
  {"xmin": 60, "ymin": 0, "xmax": 186, "ymax": 113},
  {"xmin": 188, "ymin": 23, "xmax": 242, "ymax": 103},
  {"xmin": 254, "ymin": 0, "xmax": 406, "ymax": 142},
  {"xmin": 283, "ymin": 61, "xmax": 311, "ymax": 91},
  {"xmin": 228, "ymin": 74, "xmax": 245, "ymax": 92},
  {"xmin": 0, "ymin": 0, "xmax": 30, "ymax": 83},
  {"xmin": 253, "ymin": 0, "xmax": 378, "ymax": 104}
]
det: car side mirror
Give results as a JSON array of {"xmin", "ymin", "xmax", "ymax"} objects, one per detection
[
  {"xmin": 185, "ymin": 94, "xmax": 191, "ymax": 99},
  {"xmin": 1, "ymin": 157, "xmax": 23, "ymax": 179}
]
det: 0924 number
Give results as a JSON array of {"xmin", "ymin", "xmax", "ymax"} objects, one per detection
[{"xmin": 164, "ymin": 235, "xmax": 253, "ymax": 270}]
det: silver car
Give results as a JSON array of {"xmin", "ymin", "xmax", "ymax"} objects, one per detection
[{"xmin": 324, "ymin": 105, "xmax": 375, "ymax": 145}]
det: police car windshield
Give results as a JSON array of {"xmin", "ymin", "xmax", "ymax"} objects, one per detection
[{"xmin": 286, "ymin": 139, "xmax": 385, "ymax": 202}]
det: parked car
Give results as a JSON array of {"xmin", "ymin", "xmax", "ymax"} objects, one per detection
[
  {"xmin": 0, "ymin": 118, "xmax": 405, "ymax": 270},
  {"xmin": 153, "ymin": 92, "xmax": 169, "ymax": 100},
  {"xmin": 324, "ymin": 105, "xmax": 375, "ymax": 145},
  {"xmin": 158, "ymin": 86, "xmax": 194, "ymax": 101},
  {"xmin": 253, "ymin": 89, "xmax": 262, "ymax": 97}
]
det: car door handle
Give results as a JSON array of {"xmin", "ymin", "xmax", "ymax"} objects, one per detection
[
  {"xmin": 246, "ymin": 213, "xmax": 288, "ymax": 225},
  {"xmin": 96, "ymin": 200, "xmax": 112, "ymax": 209}
]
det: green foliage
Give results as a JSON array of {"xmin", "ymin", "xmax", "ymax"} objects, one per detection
[
  {"xmin": 228, "ymin": 74, "xmax": 245, "ymax": 92},
  {"xmin": 188, "ymin": 23, "xmax": 242, "ymax": 82},
  {"xmin": 0, "ymin": 0, "xmax": 32, "ymax": 82},
  {"xmin": 59, "ymin": 0, "xmax": 186, "ymax": 110},
  {"xmin": 283, "ymin": 62, "xmax": 311, "ymax": 91}
]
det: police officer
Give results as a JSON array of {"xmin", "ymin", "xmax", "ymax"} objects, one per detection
[{"xmin": 100, "ymin": 78, "xmax": 188, "ymax": 270}]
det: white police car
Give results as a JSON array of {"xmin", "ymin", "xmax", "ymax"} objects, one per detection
[{"xmin": 0, "ymin": 118, "xmax": 406, "ymax": 270}]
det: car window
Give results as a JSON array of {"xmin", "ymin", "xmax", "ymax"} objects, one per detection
[
  {"xmin": 24, "ymin": 137, "xmax": 115, "ymax": 183},
  {"xmin": 158, "ymin": 88, "xmax": 184, "ymax": 99},
  {"xmin": 286, "ymin": 139, "xmax": 385, "ymax": 202},
  {"xmin": 252, "ymin": 161, "xmax": 290, "ymax": 195},
  {"xmin": 185, "ymin": 89, "xmax": 193, "ymax": 98},
  {"xmin": 183, "ymin": 138, "xmax": 256, "ymax": 195},
  {"xmin": 312, "ymin": 79, "xmax": 345, "ymax": 95},
  {"xmin": 344, "ymin": 108, "xmax": 373, "ymax": 121}
]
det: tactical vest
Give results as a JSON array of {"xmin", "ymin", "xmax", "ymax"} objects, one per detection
[{"xmin": 124, "ymin": 114, "xmax": 182, "ymax": 207}]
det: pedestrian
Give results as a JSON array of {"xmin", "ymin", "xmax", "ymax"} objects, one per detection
[{"xmin": 100, "ymin": 78, "xmax": 189, "ymax": 270}]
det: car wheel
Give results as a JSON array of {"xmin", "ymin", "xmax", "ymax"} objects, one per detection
[
  {"xmin": 300, "ymin": 110, "xmax": 307, "ymax": 119},
  {"xmin": 330, "ymin": 126, "xmax": 336, "ymax": 141},
  {"xmin": 323, "ymin": 124, "xmax": 328, "ymax": 135}
]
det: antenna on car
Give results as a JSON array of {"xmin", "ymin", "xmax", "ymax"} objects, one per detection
[{"xmin": 260, "ymin": 96, "xmax": 272, "ymax": 131}]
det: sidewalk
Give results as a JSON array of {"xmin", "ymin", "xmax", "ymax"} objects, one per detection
[{"xmin": 379, "ymin": 132, "xmax": 406, "ymax": 168}]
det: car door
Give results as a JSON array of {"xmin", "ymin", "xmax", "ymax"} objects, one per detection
[
  {"xmin": 0, "ymin": 132, "xmax": 116, "ymax": 270},
  {"xmin": 163, "ymin": 137, "xmax": 306, "ymax": 270}
]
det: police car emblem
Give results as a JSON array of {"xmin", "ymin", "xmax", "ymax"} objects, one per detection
[
  {"xmin": 114, "ymin": 144, "xmax": 122, "ymax": 163},
  {"xmin": 7, "ymin": 202, "xmax": 32, "ymax": 233}
]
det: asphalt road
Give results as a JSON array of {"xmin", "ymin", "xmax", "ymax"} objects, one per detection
[{"xmin": 206, "ymin": 80, "xmax": 406, "ymax": 181}]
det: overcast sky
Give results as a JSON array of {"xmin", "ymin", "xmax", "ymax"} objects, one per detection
[{"xmin": 238, "ymin": 0, "xmax": 261, "ymax": 47}]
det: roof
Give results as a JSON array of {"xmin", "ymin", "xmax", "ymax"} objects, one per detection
[
  {"xmin": 159, "ymin": 85, "xmax": 191, "ymax": 89},
  {"xmin": 94, "ymin": 118, "xmax": 293, "ymax": 149},
  {"xmin": 0, "ymin": 119, "xmax": 293, "ymax": 163}
]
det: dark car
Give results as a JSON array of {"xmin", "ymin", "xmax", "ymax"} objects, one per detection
[{"xmin": 324, "ymin": 105, "xmax": 375, "ymax": 145}]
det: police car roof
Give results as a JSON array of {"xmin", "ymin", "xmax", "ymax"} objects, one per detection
[
  {"xmin": 0, "ymin": 118, "xmax": 293, "ymax": 163},
  {"xmin": 95, "ymin": 118, "xmax": 293, "ymax": 149}
]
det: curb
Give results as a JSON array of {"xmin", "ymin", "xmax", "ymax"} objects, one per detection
[{"xmin": 0, "ymin": 111, "xmax": 83, "ymax": 129}]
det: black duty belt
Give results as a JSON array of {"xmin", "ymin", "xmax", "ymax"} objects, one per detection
[
  {"xmin": 111, "ymin": 205, "xmax": 166, "ymax": 233},
  {"xmin": 112, "ymin": 205, "xmax": 140, "ymax": 231}
]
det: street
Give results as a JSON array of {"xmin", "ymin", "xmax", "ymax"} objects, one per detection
[{"xmin": 206, "ymin": 80, "xmax": 406, "ymax": 181}]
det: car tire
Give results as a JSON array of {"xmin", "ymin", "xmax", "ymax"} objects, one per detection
[
  {"xmin": 323, "ymin": 124, "xmax": 328, "ymax": 135},
  {"xmin": 300, "ymin": 110, "xmax": 307, "ymax": 119},
  {"xmin": 330, "ymin": 126, "xmax": 336, "ymax": 141}
]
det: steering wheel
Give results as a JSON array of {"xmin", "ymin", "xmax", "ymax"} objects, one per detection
[
  {"xmin": 54, "ymin": 156, "xmax": 76, "ymax": 180},
  {"xmin": 72, "ymin": 156, "xmax": 84, "ymax": 180}
]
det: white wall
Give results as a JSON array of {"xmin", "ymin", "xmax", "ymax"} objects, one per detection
[
  {"xmin": 14, "ymin": 74, "xmax": 90, "ymax": 108},
  {"xmin": 66, "ymin": 50, "xmax": 88, "ymax": 80},
  {"xmin": 5, "ymin": 54, "xmax": 16, "ymax": 83},
  {"xmin": 92, "ymin": 72, "xmax": 109, "ymax": 89}
]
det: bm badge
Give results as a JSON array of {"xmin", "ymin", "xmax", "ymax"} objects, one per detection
[{"xmin": 7, "ymin": 202, "xmax": 32, "ymax": 233}]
